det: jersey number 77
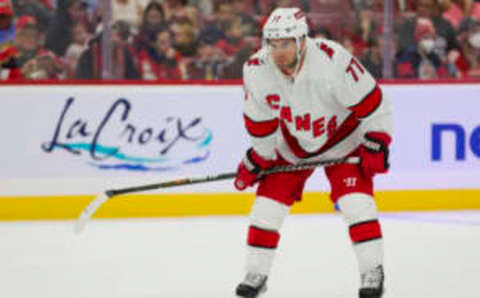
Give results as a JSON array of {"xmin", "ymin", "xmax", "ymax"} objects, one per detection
[{"xmin": 346, "ymin": 58, "xmax": 365, "ymax": 82}]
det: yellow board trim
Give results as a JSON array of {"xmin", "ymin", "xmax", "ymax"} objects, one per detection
[{"xmin": 1, "ymin": 189, "xmax": 479, "ymax": 221}]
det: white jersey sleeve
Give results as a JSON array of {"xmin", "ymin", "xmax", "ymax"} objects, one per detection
[
  {"xmin": 329, "ymin": 41, "xmax": 393, "ymax": 137},
  {"xmin": 242, "ymin": 57, "xmax": 278, "ymax": 160}
]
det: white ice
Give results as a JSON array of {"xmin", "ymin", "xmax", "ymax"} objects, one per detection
[{"xmin": 1, "ymin": 211, "xmax": 480, "ymax": 298}]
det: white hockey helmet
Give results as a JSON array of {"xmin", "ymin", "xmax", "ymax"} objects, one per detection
[
  {"xmin": 263, "ymin": 7, "xmax": 308, "ymax": 41},
  {"xmin": 263, "ymin": 7, "xmax": 308, "ymax": 62}
]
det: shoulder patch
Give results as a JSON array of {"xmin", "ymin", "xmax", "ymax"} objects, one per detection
[{"xmin": 316, "ymin": 42, "xmax": 335, "ymax": 59}]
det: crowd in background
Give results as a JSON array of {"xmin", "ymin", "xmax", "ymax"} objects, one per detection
[{"xmin": 1, "ymin": 0, "xmax": 480, "ymax": 81}]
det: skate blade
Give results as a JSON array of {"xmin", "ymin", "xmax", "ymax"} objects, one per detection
[{"xmin": 235, "ymin": 284, "xmax": 267, "ymax": 298}]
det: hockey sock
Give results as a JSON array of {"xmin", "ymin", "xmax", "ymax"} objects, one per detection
[
  {"xmin": 245, "ymin": 196, "xmax": 290, "ymax": 275},
  {"xmin": 338, "ymin": 193, "xmax": 384, "ymax": 274}
]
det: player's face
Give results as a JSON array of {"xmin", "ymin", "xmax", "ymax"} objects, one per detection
[{"xmin": 268, "ymin": 38, "xmax": 298, "ymax": 71}]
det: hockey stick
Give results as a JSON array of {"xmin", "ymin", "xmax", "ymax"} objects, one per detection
[{"xmin": 74, "ymin": 156, "xmax": 360, "ymax": 234}]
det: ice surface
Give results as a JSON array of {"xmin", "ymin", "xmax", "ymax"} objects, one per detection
[{"xmin": 1, "ymin": 211, "xmax": 480, "ymax": 298}]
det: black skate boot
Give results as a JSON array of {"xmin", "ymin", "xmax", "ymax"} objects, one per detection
[
  {"xmin": 359, "ymin": 265, "xmax": 384, "ymax": 298},
  {"xmin": 235, "ymin": 272, "xmax": 268, "ymax": 298}
]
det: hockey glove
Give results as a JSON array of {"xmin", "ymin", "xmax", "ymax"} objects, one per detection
[
  {"xmin": 359, "ymin": 132, "xmax": 392, "ymax": 177},
  {"xmin": 234, "ymin": 148, "xmax": 275, "ymax": 191}
]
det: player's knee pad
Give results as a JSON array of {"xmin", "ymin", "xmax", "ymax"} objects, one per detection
[
  {"xmin": 249, "ymin": 195, "xmax": 290, "ymax": 230},
  {"xmin": 247, "ymin": 196, "xmax": 290, "ymax": 250},
  {"xmin": 337, "ymin": 193, "xmax": 382, "ymax": 244}
]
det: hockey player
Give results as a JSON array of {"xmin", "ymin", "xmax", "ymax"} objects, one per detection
[{"xmin": 233, "ymin": 7, "xmax": 392, "ymax": 298}]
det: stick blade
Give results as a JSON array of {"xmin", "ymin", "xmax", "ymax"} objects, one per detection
[{"xmin": 74, "ymin": 192, "xmax": 110, "ymax": 234}]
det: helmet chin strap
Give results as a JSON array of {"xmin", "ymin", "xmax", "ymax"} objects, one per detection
[
  {"xmin": 290, "ymin": 36, "xmax": 305, "ymax": 78},
  {"xmin": 296, "ymin": 37, "xmax": 302, "ymax": 61}
]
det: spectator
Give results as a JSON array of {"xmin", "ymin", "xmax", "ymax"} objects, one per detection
[
  {"xmin": 442, "ymin": 0, "xmax": 480, "ymax": 29},
  {"xmin": 112, "ymin": 0, "xmax": 144, "ymax": 31},
  {"xmin": 65, "ymin": 22, "xmax": 91, "ymax": 78},
  {"xmin": 0, "ymin": 0, "xmax": 14, "ymax": 51},
  {"xmin": 395, "ymin": 18, "xmax": 449, "ymax": 79},
  {"xmin": 473, "ymin": 0, "xmax": 480, "ymax": 19},
  {"xmin": 0, "ymin": 16, "xmax": 64, "ymax": 80},
  {"xmin": 76, "ymin": 20, "xmax": 139, "ymax": 79},
  {"xmin": 360, "ymin": 39, "xmax": 383, "ymax": 78},
  {"xmin": 231, "ymin": 0, "xmax": 259, "ymax": 36},
  {"xmin": 45, "ymin": 0, "xmax": 90, "ymax": 57},
  {"xmin": 199, "ymin": 0, "xmax": 235, "ymax": 45},
  {"xmin": 137, "ymin": 27, "xmax": 184, "ymax": 80},
  {"xmin": 38, "ymin": 0, "xmax": 54, "ymax": 11},
  {"xmin": 352, "ymin": 0, "xmax": 381, "ymax": 56},
  {"xmin": 442, "ymin": 0, "xmax": 466, "ymax": 30},
  {"xmin": 134, "ymin": 1, "xmax": 166, "ymax": 52},
  {"xmin": 396, "ymin": 0, "xmax": 461, "ymax": 58},
  {"xmin": 162, "ymin": 0, "xmax": 199, "ymax": 27},
  {"xmin": 455, "ymin": 18, "xmax": 480, "ymax": 78},
  {"xmin": 189, "ymin": 0, "xmax": 213, "ymax": 16},
  {"xmin": 12, "ymin": 0, "xmax": 52, "ymax": 32},
  {"xmin": 216, "ymin": 17, "xmax": 249, "ymax": 57},
  {"xmin": 220, "ymin": 38, "xmax": 259, "ymax": 79},
  {"xmin": 186, "ymin": 33, "xmax": 226, "ymax": 80},
  {"xmin": 171, "ymin": 18, "xmax": 198, "ymax": 57}
]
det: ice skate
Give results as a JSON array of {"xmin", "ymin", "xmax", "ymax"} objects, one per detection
[
  {"xmin": 359, "ymin": 265, "xmax": 384, "ymax": 298},
  {"xmin": 235, "ymin": 272, "xmax": 268, "ymax": 298}
]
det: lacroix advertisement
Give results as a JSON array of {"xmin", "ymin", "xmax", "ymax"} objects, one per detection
[{"xmin": 0, "ymin": 84, "xmax": 479, "ymax": 198}]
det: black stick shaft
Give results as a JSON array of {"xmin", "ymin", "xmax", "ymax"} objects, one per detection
[
  {"xmin": 109, "ymin": 173, "xmax": 237, "ymax": 196},
  {"xmin": 107, "ymin": 156, "xmax": 358, "ymax": 197}
]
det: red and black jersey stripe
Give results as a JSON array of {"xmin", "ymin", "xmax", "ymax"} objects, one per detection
[
  {"xmin": 348, "ymin": 84, "xmax": 383, "ymax": 119},
  {"xmin": 244, "ymin": 114, "xmax": 279, "ymax": 138}
]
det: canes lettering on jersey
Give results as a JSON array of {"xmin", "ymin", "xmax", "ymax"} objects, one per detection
[
  {"xmin": 242, "ymin": 37, "xmax": 392, "ymax": 163},
  {"xmin": 263, "ymin": 97, "xmax": 339, "ymax": 139}
]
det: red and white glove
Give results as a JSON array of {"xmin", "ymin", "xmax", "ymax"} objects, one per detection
[
  {"xmin": 234, "ymin": 148, "xmax": 275, "ymax": 191},
  {"xmin": 359, "ymin": 132, "xmax": 392, "ymax": 177}
]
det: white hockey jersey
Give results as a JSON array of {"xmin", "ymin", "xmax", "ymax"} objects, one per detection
[{"xmin": 242, "ymin": 37, "xmax": 393, "ymax": 164}]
